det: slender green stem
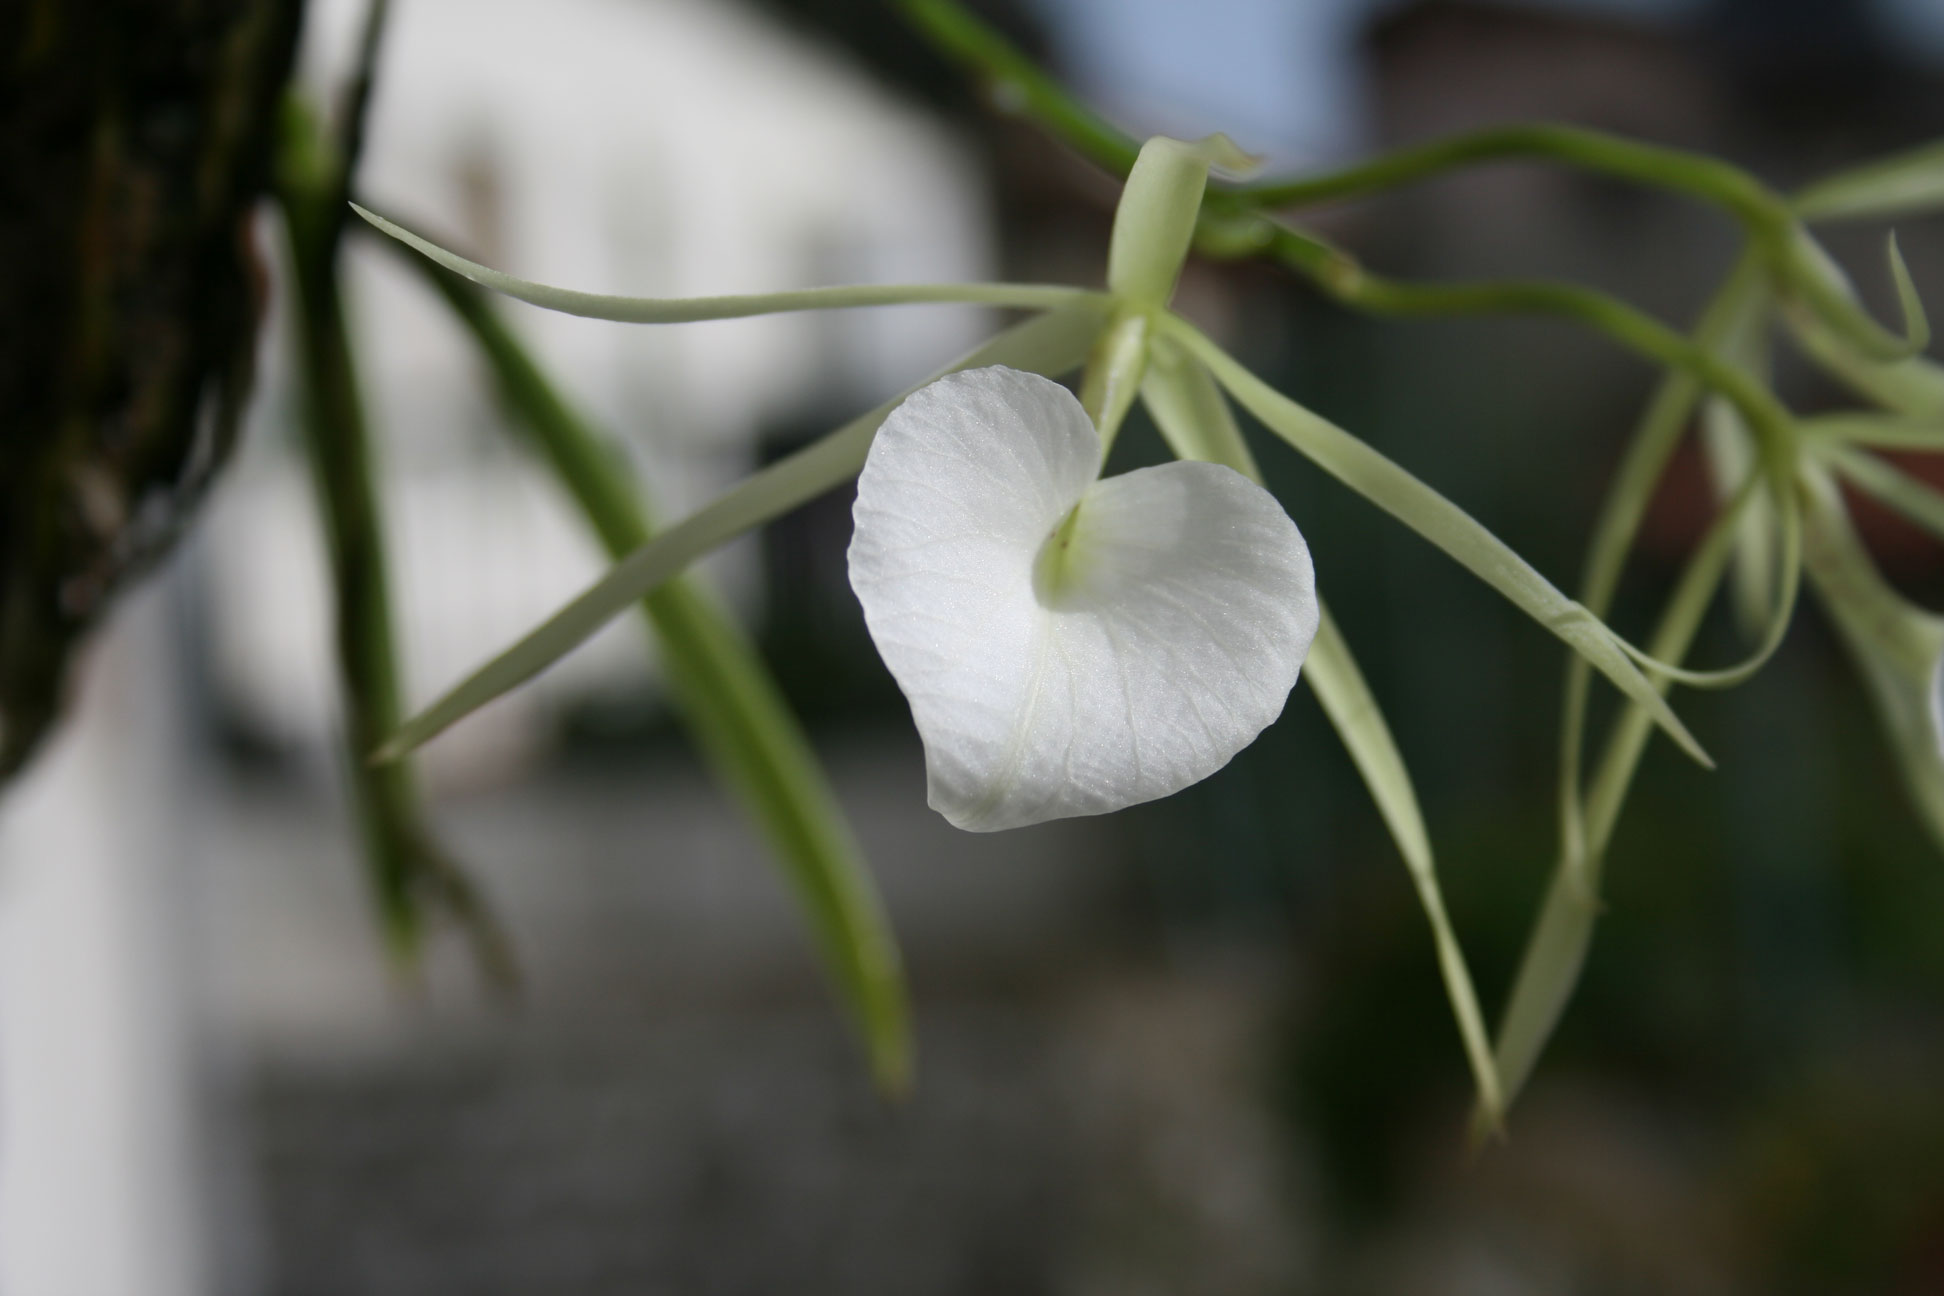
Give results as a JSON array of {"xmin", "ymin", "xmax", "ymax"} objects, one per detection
[
  {"xmin": 1233, "ymin": 123, "xmax": 1787, "ymax": 232},
  {"xmin": 1259, "ymin": 223, "xmax": 1795, "ymax": 459},
  {"xmin": 275, "ymin": 101, "xmax": 514, "ymax": 983},
  {"xmin": 890, "ymin": 0, "xmax": 1140, "ymax": 176},
  {"xmin": 899, "ymin": 0, "xmax": 1920, "ymax": 366},
  {"xmin": 894, "ymin": 0, "xmax": 1794, "ymax": 246},
  {"xmin": 323, "ymin": 0, "xmax": 389, "ymax": 248}
]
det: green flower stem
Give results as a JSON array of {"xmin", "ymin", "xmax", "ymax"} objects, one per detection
[
  {"xmin": 395, "ymin": 243, "xmax": 912, "ymax": 1095},
  {"xmin": 895, "ymin": 0, "xmax": 1787, "ymax": 240},
  {"xmin": 275, "ymin": 101, "xmax": 514, "ymax": 982},
  {"xmin": 1233, "ymin": 123, "xmax": 1784, "ymax": 232},
  {"xmin": 896, "ymin": 0, "xmax": 1920, "ymax": 365},
  {"xmin": 1256, "ymin": 223, "xmax": 1796, "ymax": 471},
  {"xmin": 889, "ymin": 0, "xmax": 1140, "ymax": 176}
]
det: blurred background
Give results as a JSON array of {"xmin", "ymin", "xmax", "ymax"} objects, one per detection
[{"xmin": 5, "ymin": 0, "xmax": 1944, "ymax": 1292}]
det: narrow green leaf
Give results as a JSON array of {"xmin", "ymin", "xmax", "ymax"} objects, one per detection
[
  {"xmin": 1795, "ymin": 139, "xmax": 1944, "ymax": 222},
  {"xmin": 407, "ymin": 251, "xmax": 911, "ymax": 1092},
  {"xmin": 1139, "ymin": 340, "xmax": 1503, "ymax": 1123},
  {"xmin": 376, "ymin": 298, "xmax": 1111, "ymax": 760},
  {"xmin": 1162, "ymin": 313, "xmax": 1712, "ymax": 768},
  {"xmin": 353, "ymin": 203, "xmax": 1099, "ymax": 321}
]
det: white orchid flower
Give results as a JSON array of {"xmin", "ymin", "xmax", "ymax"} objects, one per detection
[
  {"xmin": 848, "ymin": 365, "xmax": 1317, "ymax": 830},
  {"xmin": 355, "ymin": 131, "xmax": 1722, "ymax": 1123}
]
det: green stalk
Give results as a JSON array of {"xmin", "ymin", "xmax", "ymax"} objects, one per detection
[
  {"xmin": 1259, "ymin": 227, "xmax": 1793, "ymax": 460},
  {"xmin": 394, "ymin": 243, "xmax": 913, "ymax": 1092},
  {"xmin": 895, "ymin": 0, "xmax": 1919, "ymax": 364},
  {"xmin": 890, "ymin": 0, "xmax": 1140, "ymax": 176},
  {"xmin": 1233, "ymin": 123, "xmax": 1784, "ymax": 231},
  {"xmin": 275, "ymin": 99, "xmax": 513, "ymax": 981}
]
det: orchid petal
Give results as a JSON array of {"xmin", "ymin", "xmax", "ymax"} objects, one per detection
[{"xmin": 849, "ymin": 367, "xmax": 1318, "ymax": 831}]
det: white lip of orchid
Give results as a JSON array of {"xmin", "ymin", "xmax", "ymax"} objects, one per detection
[{"xmin": 848, "ymin": 366, "xmax": 1319, "ymax": 832}]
